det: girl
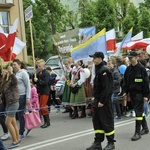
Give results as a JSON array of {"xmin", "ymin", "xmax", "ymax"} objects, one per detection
[{"xmin": 70, "ymin": 60, "xmax": 86, "ymax": 119}]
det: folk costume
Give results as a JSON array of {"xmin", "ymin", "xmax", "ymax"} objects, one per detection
[{"xmin": 70, "ymin": 65, "xmax": 86, "ymax": 119}]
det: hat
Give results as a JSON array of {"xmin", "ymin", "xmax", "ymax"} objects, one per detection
[
  {"xmin": 89, "ymin": 52, "xmax": 104, "ymax": 60},
  {"xmin": 128, "ymin": 51, "xmax": 138, "ymax": 58}
]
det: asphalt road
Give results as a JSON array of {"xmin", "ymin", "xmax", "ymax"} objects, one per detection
[{"xmin": 1, "ymin": 108, "xmax": 150, "ymax": 150}]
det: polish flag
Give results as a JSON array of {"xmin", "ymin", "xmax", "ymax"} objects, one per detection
[
  {"xmin": 1, "ymin": 37, "xmax": 26, "ymax": 61},
  {"xmin": 106, "ymin": 29, "xmax": 116, "ymax": 51},
  {"xmin": 0, "ymin": 27, "xmax": 7, "ymax": 51},
  {"xmin": 116, "ymin": 31, "xmax": 143, "ymax": 50},
  {"xmin": 5, "ymin": 18, "xmax": 18, "ymax": 52},
  {"xmin": 11, "ymin": 37, "xmax": 26, "ymax": 60},
  {"xmin": 0, "ymin": 18, "xmax": 18, "ymax": 56},
  {"xmin": 125, "ymin": 38, "xmax": 150, "ymax": 50},
  {"xmin": 131, "ymin": 31, "xmax": 143, "ymax": 41}
]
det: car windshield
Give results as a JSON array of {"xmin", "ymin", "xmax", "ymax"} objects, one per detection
[{"xmin": 46, "ymin": 56, "xmax": 69, "ymax": 66}]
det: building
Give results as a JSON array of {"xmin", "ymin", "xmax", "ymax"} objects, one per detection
[{"xmin": 0, "ymin": 0, "xmax": 28, "ymax": 64}]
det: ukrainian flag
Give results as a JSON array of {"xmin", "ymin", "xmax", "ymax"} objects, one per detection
[{"xmin": 70, "ymin": 28, "xmax": 107, "ymax": 62}]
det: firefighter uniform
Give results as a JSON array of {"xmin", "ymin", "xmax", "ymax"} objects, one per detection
[
  {"xmin": 124, "ymin": 60, "xmax": 149, "ymax": 141},
  {"xmin": 93, "ymin": 62, "xmax": 115, "ymax": 142},
  {"xmin": 87, "ymin": 52, "xmax": 115, "ymax": 150}
]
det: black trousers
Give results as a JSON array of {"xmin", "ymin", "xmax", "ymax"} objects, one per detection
[
  {"xmin": 92, "ymin": 94, "xmax": 115, "ymax": 143},
  {"xmin": 130, "ymin": 93, "xmax": 148, "ymax": 133}
]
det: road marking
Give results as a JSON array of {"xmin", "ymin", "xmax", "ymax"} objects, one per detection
[{"xmin": 15, "ymin": 118, "xmax": 135, "ymax": 150}]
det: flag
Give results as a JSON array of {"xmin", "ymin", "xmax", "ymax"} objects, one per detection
[
  {"xmin": 116, "ymin": 31, "xmax": 142, "ymax": 50},
  {"xmin": 5, "ymin": 18, "xmax": 18, "ymax": 53},
  {"xmin": 106, "ymin": 29, "xmax": 116, "ymax": 51},
  {"xmin": 125, "ymin": 38, "xmax": 150, "ymax": 50},
  {"xmin": 0, "ymin": 19, "xmax": 19, "ymax": 61},
  {"xmin": 3, "ymin": 37, "xmax": 26, "ymax": 61},
  {"xmin": 0, "ymin": 26, "xmax": 7, "ymax": 50},
  {"xmin": 71, "ymin": 28, "xmax": 107, "ymax": 62},
  {"xmin": 116, "ymin": 28, "xmax": 133, "ymax": 56},
  {"xmin": 131, "ymin": 31, "xmax": 143, "ymax": 41}
]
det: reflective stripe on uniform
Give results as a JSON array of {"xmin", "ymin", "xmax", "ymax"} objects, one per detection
[
  {"xmin": 94, "ymin": 130, "xmax": 105, "ymax": 134},
  {"xmin": 136, "ymin": 117, "xmax": 143, "ymax": 120},
  {"xmin": 105, "ymin": 130, "xmax": 115, "ymax": 136},
  {"xmin": 142, "ymin": 113, "xmax": 145, "ymax": 117},
  {"xmin": 134, "ymin": 79, "xmax": 143, "ymax": 82}
]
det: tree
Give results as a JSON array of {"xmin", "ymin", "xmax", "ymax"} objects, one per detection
[
  {"xmin": 94, "ymin": 0, "xmax": 117, "ymax": 32},
  {"xmin": 122, "ymin": 3, "xmax": 139, "ymax": 35},
  {"xmin": 78, "ymin": 0, "xmax": 97, "ymax": 28},
  {"xmin": 113, "ymin": 0, "xmax": 130, "ymax": 22},
  {"xmin": 138, "ymin": 7, "xmax": 150, "ymax": 38}
]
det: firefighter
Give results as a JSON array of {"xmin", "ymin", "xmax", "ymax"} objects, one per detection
[
  {"xmin": 87, "ymin": 52, "xmax": 115, "ymax": 150},
  {"xmin": 123, "ymin": 50, "xmax": 149, "ymax": 141}
]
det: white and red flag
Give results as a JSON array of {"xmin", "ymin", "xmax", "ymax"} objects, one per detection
[
  {"xmin": 106, "ymin": 29, "xmax": 116, "ymax": 52},
  {"xmin": 0, "ymin": 18, "xmax": 26, "ymax": 61}
]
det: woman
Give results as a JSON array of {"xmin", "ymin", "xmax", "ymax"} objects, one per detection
[
  {"xmin": 12, "ymin": 59, "xmax": 31, "ymax": 139},
  {"xmin": 1, "ymin": 68, "xmax": 20, "ymax": 149},
  {"xmin": 70, "ymin": 60, "xmax": 86, "ymax": 119},
  {"xmin": 61, "ymin": 60, "xmax": 72, "ymax": 116},
  {"xmin": 34, "ymin": 59, "xmax": 50, "ymax": 128}
]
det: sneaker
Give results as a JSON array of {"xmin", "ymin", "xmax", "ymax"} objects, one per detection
[
  {"xmin": 1, "ymin": 133, "xmax": 10, "ymax": 141},
  {"xmin": 7, "ymin": 142, "xmax": 19, "ymax": 149},
  {"xmin": 56, "ymin": 108, "xmax": 60, "ymax": 113},
  {"xmin": 131, "ymin": 111, "xmax": 136, "ymax": 117},
  {"xmin": 26, "ymin": 130, "xmax": 32, "ymax": 136},
  {"xmin": 125, "ymin": 112, "xmax": 132, "ymax": 117},
  {"xmin": 20, "ymin": 135, "xmax": 25, "ymax": 140},
  {"xmin": 114, "ymin": 116, "xmax": 121, "ymax": 119}
]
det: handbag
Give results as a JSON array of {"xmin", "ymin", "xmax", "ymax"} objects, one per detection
[
  {"xmin": 24, "ymin": 110, "xmax": 41, "ymax": 130},
  {"xmin": 71, "ymin": 86, "xmax": 79, "ymax": 94}
]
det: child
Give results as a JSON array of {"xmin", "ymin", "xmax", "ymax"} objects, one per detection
[
  {"xmin": 26, "ymin": 81, "xmax": 40, "ymax": 136},
  {"xmin": 29, "ymin": 81, "xmax": 39, "ymax": 110}
]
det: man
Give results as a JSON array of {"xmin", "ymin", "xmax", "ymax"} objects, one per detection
[
  {"xmin": 123, "ymin": 50, "xmax": 149, "ymax": 141},
  {"xmin": 87, "ymin": 52, "xmax": 115, "ymax": 150}
]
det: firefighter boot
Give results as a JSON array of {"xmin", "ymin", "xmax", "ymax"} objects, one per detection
[
  {"xmin": 86, "ymin": 142, "xmax": 102, "ymax": 150},
  {"xmin": 131, "ymin": 120, "xmax": 141, "ymax": 141},
  {"xmin": 103, "ymin": 142, "xmax": 115, "ymax": 150},
  {"xmin": 140, "ymin": 116, "xmax": 149, "ymax": 135}
]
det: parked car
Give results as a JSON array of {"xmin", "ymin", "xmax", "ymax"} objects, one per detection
[{"xmin": 27, "ymin": 55, "xmax": 69, "ymax": 79}]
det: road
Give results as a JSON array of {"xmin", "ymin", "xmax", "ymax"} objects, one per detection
[{"xmin": 1, "ymin": 108, "xmax": 150, "ymax": 150}]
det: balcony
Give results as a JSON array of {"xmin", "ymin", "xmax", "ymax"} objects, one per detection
[{"xmin": 0, "ymin": 0, "xmax": 14, "ymax": 8}]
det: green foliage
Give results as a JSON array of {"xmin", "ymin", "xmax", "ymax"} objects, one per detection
[
  {"xmin": 113, "ymin": 0, "xmax": 130, "ymax": 22},
  {"xmin": 138, "ymin": 7, "xmax": 150, "ymax": 38},
  {"xmin": 94, "ymin": 0, "xmax": 117, "ymax": 32},
  {"xmin": 78, "ymin": 0, "xmax": 97, "ymax": 28},
  {"xmin": 122, "ymin": 3, "xmax": 139, "ymax": 35}
]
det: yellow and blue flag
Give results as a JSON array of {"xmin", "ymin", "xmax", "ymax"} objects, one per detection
[
  {"xmin": 116, "ymin": 28, "xmax": 133, "ymax": 56},
  {"xmin": 70, "ymin": 28, "xmax": 107, "ymax": 62}
]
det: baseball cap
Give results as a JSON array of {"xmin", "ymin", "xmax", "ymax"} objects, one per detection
[
  {"xmin": 128, "ymin": 51, "xmax": 138, "ymax": 58},
  {"xmin": 89, "ymin": 52, "xmax": 104, "ymax": 60}
]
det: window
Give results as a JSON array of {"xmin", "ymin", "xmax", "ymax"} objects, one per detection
[{"xmin": 0, "ymin": 11, "xmax": 9, "ymax": 33}]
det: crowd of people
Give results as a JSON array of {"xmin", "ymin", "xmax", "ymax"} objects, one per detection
[{"xmin": 0, "ymin": 49, "xmax": 150, "ymax": 150}]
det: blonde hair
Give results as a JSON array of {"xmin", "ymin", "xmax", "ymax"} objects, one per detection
[{"xmin": 37, "ymin": 59, "xmax": 45, "ymax": 66}]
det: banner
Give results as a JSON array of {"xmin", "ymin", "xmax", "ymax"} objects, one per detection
[{"xmin": 52, "ymin": 27, "xmax": 96, "ymax": 54}]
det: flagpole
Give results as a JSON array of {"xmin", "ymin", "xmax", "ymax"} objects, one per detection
[
  {"xmin": 0, "ymin": 57, "xmax": 3, "ymax": 70},
  {"xmin": 29, "ymin": 18, "xmax": 36, "ymax": 78}
]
